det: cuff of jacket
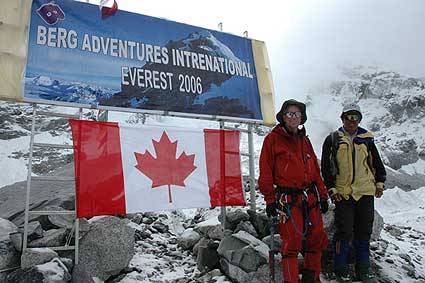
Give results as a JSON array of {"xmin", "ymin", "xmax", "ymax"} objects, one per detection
[
  {"xmin": 328, "ymin": 187, "xmax": 338, "ymax": 197},
  {"xmin": 263, "ymin": 191, "xmax": 276, "ymax": 205},
  {"xmin": 376, "ymin": 182, "xmax": 385, "ymax": 190}
]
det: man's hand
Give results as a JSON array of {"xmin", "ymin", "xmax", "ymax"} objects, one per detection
[
  {"xmin": 375, "ymin": 182, "xmax": 384, "ymax": 198},
  {"xmin": 266, "ymin": 203, "xmax": 278, "ymax": 217},
  {"xmin": 329, "ymin": 188, "xmax": 343, "ymax": 202}
]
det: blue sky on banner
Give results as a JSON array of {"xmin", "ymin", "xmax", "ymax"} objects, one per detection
[{"xmin": 99, "ymin": 0, "xmax": 425, "ymax": 105}]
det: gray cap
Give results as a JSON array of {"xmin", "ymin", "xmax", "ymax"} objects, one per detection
[{"xmin": 341, "ymin": 102, "xmax": 362, "ymax": 120}]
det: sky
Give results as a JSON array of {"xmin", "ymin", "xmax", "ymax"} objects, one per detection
[{"xmin": 92, "ymin": 0, "xmax": 425, "ymax": 105}]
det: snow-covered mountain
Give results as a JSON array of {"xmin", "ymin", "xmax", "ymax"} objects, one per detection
[
  {"xmin": 25, "ymin": 75, "xmax": 118, "ymax": 104},
  {"xmin": 1, "ymin": 65, "xmax": 424, "ymax": 282},
  {"xmin": 303, "ymin": 65, "xmax": 425, "ymax": 191}
]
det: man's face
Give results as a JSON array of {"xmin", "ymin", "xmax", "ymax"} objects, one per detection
[
  {"xmin": 283, "ymin": 105, "xmax": 302, "ymax": 132},
  {"xmin": 342, "ymin": 111, "xmax": 361, "ymax": 134}
]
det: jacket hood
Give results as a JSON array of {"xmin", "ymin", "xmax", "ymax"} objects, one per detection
[{"xmin": 273, "ymin": 124, "xmax": 306, "ymax": 138}]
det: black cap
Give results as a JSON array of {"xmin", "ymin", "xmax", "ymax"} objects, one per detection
[{"xmin": 276, "ymin": 99, "xmax": 307, "ymax": 125}]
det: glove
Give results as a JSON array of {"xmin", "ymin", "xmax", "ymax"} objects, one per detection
[
  {"xmin": 328, "ymin": 187, "xmax": 343, "ymax": 202},
  {"xmin": 375, "ymin": 182, "xmax": 384, "ymax": 198},
  {"xmin": 320, "ymin": 199, "xmax": 329, "ymax": 214},
  {"xmin": 266, "ymin": 203, "xmax": 278, "ymax": 217}
]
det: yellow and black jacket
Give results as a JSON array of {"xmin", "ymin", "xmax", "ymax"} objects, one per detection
[{"xmin": 321, "ymin": 127, "xmax": 386, "ymax": 200}]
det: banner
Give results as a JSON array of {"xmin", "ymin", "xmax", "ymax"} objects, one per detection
[
  {"xmin": 11, "ymin": 0, "xmax": 277, "ymax": 123},
  {"xmin": 69, "ymin": 120, "xmax": 245, "ymax": 217},
  {"xmin": 0, "ymin": 0, "xmax": 32, "ymax": 102}
]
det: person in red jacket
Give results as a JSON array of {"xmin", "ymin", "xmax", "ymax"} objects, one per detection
[{"xmin": 259, "ymin": 99, "xmax": 329, "ymax": 283}]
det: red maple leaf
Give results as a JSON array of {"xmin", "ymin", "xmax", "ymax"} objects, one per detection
[{"xmin": 134, "ymin": 131, "xmax": 197, "ymax": 203}]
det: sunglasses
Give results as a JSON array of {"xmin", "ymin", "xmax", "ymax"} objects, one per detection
[
  {"xmin": 284, "ymin": 111, "xmax": 302, "ymax": 118},
  {"xmin": 344, "ymin": 114, "xmax": 360, "ymax": 121}
]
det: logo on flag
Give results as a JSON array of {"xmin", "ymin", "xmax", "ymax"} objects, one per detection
[{"xmin": 135, "ymin": 131, "xmax": 197, "ymax": 203}]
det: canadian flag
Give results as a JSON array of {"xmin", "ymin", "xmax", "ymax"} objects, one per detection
[{"xmin": 69, "ymin": 120, "xmax": 246, "ymax": 218}]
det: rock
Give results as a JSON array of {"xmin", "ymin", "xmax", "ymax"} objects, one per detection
[
  {"xmin": 0, "ymin": 218, "xmax": 19, "ymax": 270},
  {"xmin": 372, "ymin": 210, "xmax": 384, "ymax": 240},
  {"xmin": 17, "ymin": 222, "xmax": 43, "ymax": 242},
  {"xmin": 127, "ymin": 213, "xmax": 143, "ymax": 225},
  {"xmin": 197, "ymin": 224, "xmax": 224, "ymax": 240},
  {"xmin": 38, "ymin": 207, "xmax": 75, "ymax": 230},
  {"xmin": 219, "ymin": 259, "xmax": 283, "ymax": 283},
  {"xmin": 7, "ymin": 258, "xmax": 71, "ymax": 283},
  {"xmin": 262, "ymin": 234, "xmax": 282, "ymax": 251},
  {"xmin": 152, "ymin": 222, "xmax": 169, "ymax": 234},
  {"xmin": 9, "ymin": 232, "xmax": 23, "ymax": 252},
  {"xmin": 384, "ymin": 140, "xmax": 418, "ymax": 170},
  {"xmin": 0, "ymin": 163, "xmax": 76, "ymax": 226},
  {"xmin": 217, "ymin": 231, "xmax": 269, "ymax": 280},
  {"xmin": 219, "ymin": 209, "xmax": 250, "ymax": 231},
  {"xmin": 196, "ymin": 243, "xmax": 219, "ymax": 273},
  {"xmin": 28, "ymin": 228, "xmax": 67, "ymax": 248},
  {"xmin": 385, "ymin": 224, "xmax": 403, "ymax": 237},
  {"xmin": 72, "ymin": 216, "xmax": 135, "ymax": 282},
  {"xmin": 193, "ymin": 237, "xmax": 211, "ymax": 256},
  {"xmin": 247, "ymin": 210, "xmax": 270, "ymax": 239},
  {"xmin": 20, "ymin": 248, "xmax": 58, "ymax": 269},
  {"xmin": 196, "ymin": 269, "xmax": 225, "ymax": 283},
  {"xmin": 177, "ymin": 228, "xmax": 200, "ymax": 250},
  {"xmin": 385, "ymin": 170, "xmax": 425, "ymax": 191},
  {"xmin": 234, "ymin": 221, "xmax": 258, "ymax": 238}
]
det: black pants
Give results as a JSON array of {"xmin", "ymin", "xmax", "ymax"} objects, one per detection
[{"xmin": 333, "ymin": 195, "xmax": 374, "ymax": 242}]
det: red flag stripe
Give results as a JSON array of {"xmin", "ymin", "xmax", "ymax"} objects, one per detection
[
  {"xmin": 204, "ymin": 129, "xmax": 245, "ymax": 207},
  {"xmin": 69, "ymin": 119, "xmax": 126, "ymax": 218},
  {"xmin": 101, "ymin": 0, "xmax": 118, "ymax": 19}
]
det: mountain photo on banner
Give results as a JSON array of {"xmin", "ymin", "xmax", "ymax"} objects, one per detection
[{"xmin": 69, "ymin": 120, "xmax": 246, "ymax": 218}]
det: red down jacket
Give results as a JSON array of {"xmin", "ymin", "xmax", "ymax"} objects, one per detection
[{"xmin": 259, "ymin": 125, "xmax": 327, "ymax": 204}]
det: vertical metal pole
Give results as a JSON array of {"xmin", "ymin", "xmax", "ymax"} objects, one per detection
[
  {"xmin": 74, "ymin": 107, "xmax": 83, "ymax": 265},
  {"xmin": 23, "ymin": 103, "xmax": 37, "ymax": 252},
  {"xmin": 217, "ymin": 22, "xmax": 226, "ymax": 231},
  {"xmin": 248, "ymin": 124, "xmax": 256, "ymax": 211},
  {"xmin": 219, "ymin": 120, "xmax": 226, "ymax": 231}
]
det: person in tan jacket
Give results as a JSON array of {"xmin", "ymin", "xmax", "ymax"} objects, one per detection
[{"xmin": 321, "ymin": 103, "xmax": 386, "ymax": 283}]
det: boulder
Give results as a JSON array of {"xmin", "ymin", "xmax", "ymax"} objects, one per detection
[
  {"xmin": 0, "ymin": 163, "xmax": 76, "ymax": 226},
  {"xmin": 18, "ymin": 221, "xmax": 43, "ymax": 242},
  {"xmin": 196, "ymin": 241, "xmax": 219, "ymax": 273},
  {"xmin": 177, "ymin": 228, "xmax": 200, "ymax": 250},
  {"xmin": 7, "ymin": 258, "xmax": 71, "ymax": 283},
  {"xmin": 71, "ymin": 216, "xmax": 135, "ymax": 283},
  {"xmin": 247, "ymin": 210, "xmax": 270, "ymax": 239},
  {"xmin": 219, "ymin": 209, "xmax": 250, "ymax": 231},
  {"xmin": 38, "ymin": 207, "xmax": 75, "ymax": 230},
  {"xmin": 192, "ymin": 237, "xmax": 211, "ymax": 256},
  {"xmin": 197, "ymin": 224, "xmax": 224, "ymax": 240},
  {"xmin": 20, "ymin": 248, "xmax": 58, "ymax": 269},
  {"xmin": 28, "ymin": 228, "xmax": 68, "ymax": 248},
  {"xmin": 0, "ymin": 218, "xmax": 19, "ymax": 270},
  {"xmin": 217, "ymin": 231, "xmax": 269, "ymax": 281},
  {"xmin": 234, "ymin": 221, "xmax": 258, "ymax": 238}
]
